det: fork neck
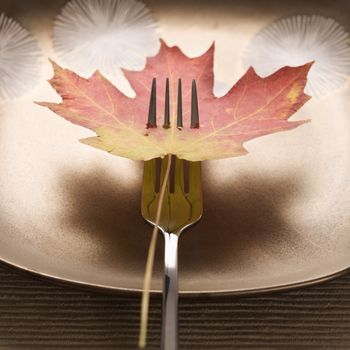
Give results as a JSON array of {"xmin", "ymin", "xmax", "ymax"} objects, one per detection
[
  {"xmin": 163, "ymin": 232, "xmax": 179, "ymax": 271},
  {"xmin": 161, "ymin": 232, "xmax": 179, "ymax": 350}
]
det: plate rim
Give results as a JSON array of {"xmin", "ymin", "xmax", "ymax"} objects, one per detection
[{"xmin": 0, "ymin": 255, "xmax": 349, "ymax": 297}]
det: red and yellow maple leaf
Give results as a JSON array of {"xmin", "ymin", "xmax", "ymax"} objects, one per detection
[{"xmin": 37, "ymin": 41, "xmax": 312, "ymax": 161}]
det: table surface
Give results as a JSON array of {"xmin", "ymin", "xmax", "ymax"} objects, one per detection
[{"xmin": 0, "ymin": 263, "xmax": 350, "ymax": 349}]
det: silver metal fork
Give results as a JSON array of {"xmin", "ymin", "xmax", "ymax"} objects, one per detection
[{"xmin": 141, "ymin": 78, "xmax": 203, "ymax": 350}]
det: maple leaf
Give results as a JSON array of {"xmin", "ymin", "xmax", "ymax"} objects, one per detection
[{"xmin": 37, "ymin": 40, "xmax": 312, "ymax": 161}]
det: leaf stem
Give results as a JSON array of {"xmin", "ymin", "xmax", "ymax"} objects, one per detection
[{"xmin": 139, "ymin": 154, "xmax": 172, "ymax": 348}]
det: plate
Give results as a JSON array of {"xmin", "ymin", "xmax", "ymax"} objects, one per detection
[{"xmin": 1, "ymin": 0, "xmax": 350, "ymax": 294}]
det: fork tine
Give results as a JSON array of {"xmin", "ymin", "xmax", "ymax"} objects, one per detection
[
  {"xmin": 183, "ymin": 160, "xmax": 190, "ymax": 193},
  {"xmin": 147, "ymin": 78, "xmax": 157, "ymax": 128},
  {"xmin": 142, "ymin": 159, "xmax": 157, "ymax": 197},
  {"xmin": 158, "ymin": 155, "xmax": 172, "ymax": 221},
  {"xmin": 188, "ymin": 79, "xmax": 201, "ymax": 197},
  {"xmin": 159, "ymin": 155, "xmax": 171, "ymax": 192},
  {"xmin": 191, "ymin": 80, "xmax": 199, "ymax": 128},
  {"xmin": 177, "ymin": 79, "xmax": 183, "ymax": 129},
  {"xmin": 173, "ymin": 157, "xmax": 185, "ymax": 194},
  {"xmin": 187, "ymin": 161, "xmax": 202, "ymax": 200},
  {"xmin": 163, "ymin": 78, "xmax": 170, "ymax": 129}
]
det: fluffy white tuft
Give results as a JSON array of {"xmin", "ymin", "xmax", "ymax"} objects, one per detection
[
  {"xmin": 53, "ymin": 0, "xmax": 160, "ymax": 86},
  {"xmin": 244, "ymin": 15, "xmax": 350, "ymax": 97},
  {"xmin": 0, "ymin": 13, "xmax": 42, "ymax": 101}
]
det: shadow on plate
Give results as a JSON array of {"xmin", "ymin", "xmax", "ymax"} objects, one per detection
[{"xmin": 59, "ymin": 163, "xmax": 307, "ymax": 279}]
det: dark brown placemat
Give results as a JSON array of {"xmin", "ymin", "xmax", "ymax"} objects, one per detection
[{"xmin": 0, "ymin": 263, "xmax": 349, "ymax": 349}]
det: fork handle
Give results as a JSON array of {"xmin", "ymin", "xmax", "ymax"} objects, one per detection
[{"xmin": 161, "ymin": 232, "xmax": 179, "ymax": 350}]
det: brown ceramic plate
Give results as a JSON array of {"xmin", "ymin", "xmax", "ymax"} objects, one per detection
[{"xmin": 0, "ymin": 0, "xmax": 350, "ymax": 295}]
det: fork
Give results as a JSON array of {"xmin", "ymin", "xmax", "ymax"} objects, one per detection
[{"xmin": 141, "ymin": 78, "xmax": 203, "ymax": 350}]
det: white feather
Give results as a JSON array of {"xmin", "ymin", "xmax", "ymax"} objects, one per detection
[
  {"xmin": 0, "ymin": 13, "xmax": 42, "ymax": 101},
  {"xmin": 53, "ymin": 0, "xmax": 160, "ymax": 86},
  {"xmin": 244, "ymin": 15, "xmax": 350, "ymax": 97}
]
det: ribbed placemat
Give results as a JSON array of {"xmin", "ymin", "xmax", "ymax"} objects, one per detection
[{"xmin": 0, "ymin": 264, "xmax": 350, "ymax": 349}]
